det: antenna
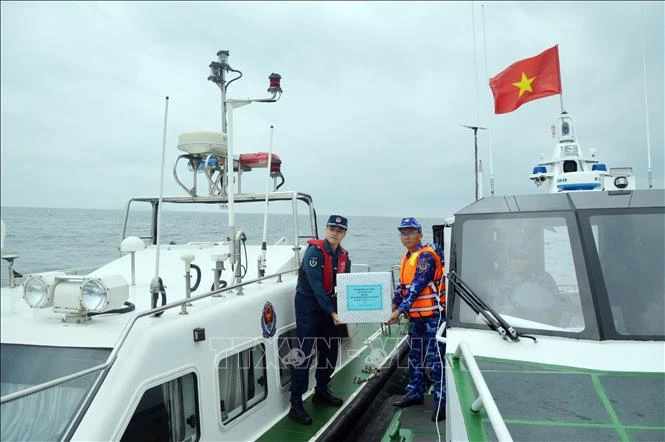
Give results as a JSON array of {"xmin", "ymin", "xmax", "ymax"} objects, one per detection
[
  {"xmin": 461, "ymin": 125, "xmax": 488, "ymax": 201},
  {"xmin": 150, "ymin": 96, "xmax": 170, "ymax": 317},
  {"xmin": 471, "ymin": 2, "xmax": 480, "ymax": 123},
  {"xmin": 259, "ymin": 125, "xmax": 275, "ymax": 278},
  {"xmin": 208, "ymin": 50, "xmax": 283, "ymax": 287},
  {"xmin": 640, "ymin": 1, "xmax": 653, "ymax": 189},
  {"xmin": 481, "ymin": 3, "xmax": 495, "ymax": 196}
]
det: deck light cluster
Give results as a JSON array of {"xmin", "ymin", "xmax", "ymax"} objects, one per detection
[{"xmin": 23, "ymin": 273, "xmax": 129, "ymax": 319}]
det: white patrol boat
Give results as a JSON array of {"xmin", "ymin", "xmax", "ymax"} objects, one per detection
[
  {"xmin": 0, "ymin": 50, "xmax": 407, "ymax": 442},
  {"xmin": 529, "ymin": 111, "xmax": 636, "ymax": 193}
]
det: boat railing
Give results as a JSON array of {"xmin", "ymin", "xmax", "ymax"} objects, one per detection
[
  {"xmin": 0, "ymin": 264, "xmax": 100, "ymax": 288},
  {"xmin": 453, "ymin": 341, "xmax": 513, "ymax": 442},
  {"xmin": 119, "ymin": 191, "xmax": 318, "ymax": 267},
  {"xmin": 351, "ymin": 263, "xmax": 371, "ymax": 273},
  {"xmin": 0, "ymin": 265, "xmax": 299, "ymax": 406}
]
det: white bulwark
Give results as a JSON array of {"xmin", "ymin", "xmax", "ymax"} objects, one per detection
[{"xmin": 336, "ymin": 272, "xmax": 394, "ymax": 324}]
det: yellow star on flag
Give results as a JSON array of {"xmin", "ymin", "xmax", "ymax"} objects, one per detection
[{"xmin": 512, "ymin": 72, "xmax": 536, "ymax": 97}]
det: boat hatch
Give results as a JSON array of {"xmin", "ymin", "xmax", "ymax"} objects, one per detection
[{"xmin": 1, "ymin": 344, "xmax": 111, "ymax": 441}]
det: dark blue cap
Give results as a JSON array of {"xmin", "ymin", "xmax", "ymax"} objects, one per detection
[
  {"xmin": 397, "ymin": 217, "xmax": 422, "ymax": 232},
  {"xmin": 327, "ymin": 215, "xmax": 348, "ymax": 230}
]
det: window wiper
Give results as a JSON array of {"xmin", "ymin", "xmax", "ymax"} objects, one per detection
[{"xmin": 448, "ymin": 271, "xmax": 522, "ymax": 342}]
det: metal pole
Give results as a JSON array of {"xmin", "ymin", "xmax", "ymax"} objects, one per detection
[
  {"xmin": 228, "ymin": 106, "xmax": 237, "ymax": 268},
  {"xmin": 462, "ymin": 125, "xmax": 487, "ymax": 201},
  {"xmin": 474, "ymin": 127, "xmax": 479, "ymax": 201},
  {"xmin": 481, "ymin": 4, "xmax": 495, "ymax": 196},
  {"xmin": 640, "ymin": 1, "xmax": 653, "ymax": 189}
]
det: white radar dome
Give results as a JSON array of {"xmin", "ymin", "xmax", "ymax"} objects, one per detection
[{"xmin": 177, "ymin": 132, "xmax": 228, "ymax": 155}]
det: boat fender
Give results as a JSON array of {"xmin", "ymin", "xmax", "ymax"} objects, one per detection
[
  {"xmin": 151, "ymin": 277, "xmax": 167, "ymax": 317},
  {"xmin": 190, "ymin": 264, "xmax": 202, "ymax": 292}
]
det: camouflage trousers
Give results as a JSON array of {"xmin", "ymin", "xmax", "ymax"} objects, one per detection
[{"xmin": 405, "ymin": 315, "xmax": 446, "ymax": 405}]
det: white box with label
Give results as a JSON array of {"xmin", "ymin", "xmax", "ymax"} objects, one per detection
[{"xmin": 336, "ymin": 271, "xmax": 394, "ymax": 324}]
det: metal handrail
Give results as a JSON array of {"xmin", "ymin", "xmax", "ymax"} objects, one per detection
[
  {"xmin": 1, "ymin": 265, "xmax": 100, "ymax": 286},
  {"xmin": 350, "ymin": 263, "xmax": 371, "ymax": 273},
  {"xmin": 0, "ymin": 266, "xmax": 298, "ymax": 405},
  {"xmin": 453, "ymin": 341, "xmax": 513, "ymax": 442}
]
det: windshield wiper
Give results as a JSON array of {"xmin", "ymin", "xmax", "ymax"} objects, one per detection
[{"xmin": 448, "ymin": 271, "xmax": 521, "ymax": 342}]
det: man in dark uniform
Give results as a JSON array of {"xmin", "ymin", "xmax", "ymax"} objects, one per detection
[{"xmin": 288, "ymin": 215, "xmax": 351, "ymax": 425}]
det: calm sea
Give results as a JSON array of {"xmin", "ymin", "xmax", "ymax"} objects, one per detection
[{"xmin": 0, "ymin": 206, "xmax": 447, "ymax": 279}]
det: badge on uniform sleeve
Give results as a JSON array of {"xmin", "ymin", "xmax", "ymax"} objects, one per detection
[
  {"xmin": 418, "ymin": 261, "xmax": 428, "ymax": 272},
  {"xmin": 309, "ymin": 257, "xmax": 318, "ymax": 267}
]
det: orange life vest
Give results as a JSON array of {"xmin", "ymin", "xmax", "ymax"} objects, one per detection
[
  {"xmin": 306, "ymin": 239, "xmax": 349, "ymax": 294},
  {"xmin": 399, "ymin": 245, "xmax": 445, "ymax": 318}
]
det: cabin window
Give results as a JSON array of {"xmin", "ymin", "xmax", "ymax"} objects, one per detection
[
  {"xmin": 458, "ymin": 216, "xmax": 586, "ymax": 332},
  {"xmin": 218, "ymin": 343, "xmax": 267, "ymax": 424},
  {"xmin": 0, "ymin": 345, "xmax": 110, "ymax": 442},
  {"xmin": 277, "ymin": 328, "xmax": 299, "ymax": 387},
  {"xmin": 590, "ymin": 212, "xmax": 665, "ymax": 337},
  {"xmin": 121, "ymin": 372, "xmax": 200, "ymax": 442},
  {"xmin": 563, "ymin": 160, "xmax": 578, "ymax": 172}
]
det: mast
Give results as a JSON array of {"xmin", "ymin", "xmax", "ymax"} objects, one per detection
[{"xmin": 207, "ymin": 50, "xmax": 283, "ymax": 286}]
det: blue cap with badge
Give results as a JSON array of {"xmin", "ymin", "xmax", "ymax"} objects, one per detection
[
  {"xmin": 397, "ymin": 217, "xmax": 422, "ymax": 232},
  {"xmin": 327, "ymin": 215, "xmax": 348, "ymax": 230}
]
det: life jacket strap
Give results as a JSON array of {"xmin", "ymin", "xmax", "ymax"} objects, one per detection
[{"xmin": 409, "ymin": 305, "xmax": 440, "ymax": 312}]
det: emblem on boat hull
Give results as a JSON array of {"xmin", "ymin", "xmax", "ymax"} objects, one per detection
[{"xmin": 261, "ymin": 302, "xmax": 277, "ymax": 338}]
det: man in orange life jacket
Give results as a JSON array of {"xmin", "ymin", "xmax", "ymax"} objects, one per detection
[
  {"xmin": 386, "ymin": 217, "xmax": 446, "ymax": 422},
  {"xmin": 288, "ymin": 215, "xmax": 351, "ymax": 425}
]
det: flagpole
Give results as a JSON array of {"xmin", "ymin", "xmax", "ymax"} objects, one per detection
[
  {"xmin": 481, "ymin": 3, "xmax": 495, "ymax": 196},
  {"xmin": 640, "ymin": 1, "xmax": 653, "ymax": 189},
  {"xmin": 560, "ymin": 94, "xmax": 565, "ymax": 113}
]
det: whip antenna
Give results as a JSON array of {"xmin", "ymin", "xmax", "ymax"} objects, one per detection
[
  {"xmin": 150, "ymin": 96, "xmax": 169, "ymax": 316},
  {"xmin": 258, "ymin": 125, "xmax": 275, "ymax": 278},
  {"xmin": 481, "ymin": 3, "xmax": 495, "ymax": 196},
  {"xmin": 640, "ymin": 1, "xmax": 653, "ymax": 189}
]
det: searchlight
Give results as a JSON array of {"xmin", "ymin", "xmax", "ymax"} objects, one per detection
[{"xmin": 22, "ymin": 273, "xmax": 130, "ymax": 323}]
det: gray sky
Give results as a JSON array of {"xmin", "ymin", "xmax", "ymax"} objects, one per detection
[{"xmin": 1, "ymin": 1, "xmax": 663, "ymax": 218}]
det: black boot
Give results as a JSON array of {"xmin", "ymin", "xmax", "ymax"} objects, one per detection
[
  {"xmin": 289, "ymin": 397, "xmax": 312, "ymax": 425},
  {"xmin": 431, "ymin": 405, "xmax": 446, "ymax": 421},
  {"xmin": 392, "ymin": 395, "xmax": 424, "ymax": 408},
  {"xmin": 312, "ymin": 387, "xmax": 343, "ymax": 406}
]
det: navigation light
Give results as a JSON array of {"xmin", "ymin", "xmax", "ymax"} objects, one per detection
[{"xmin": 268, "ymin": 73, "xmax": 282, "ymax": 94}]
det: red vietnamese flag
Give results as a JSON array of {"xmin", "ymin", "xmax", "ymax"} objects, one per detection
[{"xmin": 489, "ymin": 45, "xmax": 562, "ymax": 114}]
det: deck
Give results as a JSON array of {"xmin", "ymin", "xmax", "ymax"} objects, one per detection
[{"xmin": 256, "ymin": 323, "xmax": 408, "ymax": 442}]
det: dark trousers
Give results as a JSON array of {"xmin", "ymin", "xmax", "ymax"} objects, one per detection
[{"xmin": 290, "ymin": 295, "xmax": 340, "ymax": 398}]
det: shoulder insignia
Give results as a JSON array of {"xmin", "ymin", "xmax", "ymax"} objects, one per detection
[
  {"xmin": 309, "ymin": 256, "xmax": 318, "ymax": 267},
  {"xmin": 418, "ymin": 260, "xmax": 428, "ymax": 272}
]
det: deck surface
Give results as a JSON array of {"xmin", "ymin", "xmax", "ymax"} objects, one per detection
[
  {"xmin": 256, "ymin": 324, "xmax": 405, "ymax": 442},
  {"xmin": 451, "ymin": 356, "xmax": 665, "ymax": 442}
]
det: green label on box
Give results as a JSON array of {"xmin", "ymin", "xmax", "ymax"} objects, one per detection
[{"xmin": 346, "ymin": 284, "xmax": 383, "ymax": 311}]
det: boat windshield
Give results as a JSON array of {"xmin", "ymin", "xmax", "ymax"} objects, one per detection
[
  {"xmin": 588, "ymin": 211, "xmax": 665, "ymax": 336},
  {"xmin": 1, "ymin": 344, "xmax": 110, "ymax": 441},
  {"xmin": 457, "ymin": 214, "xmax": 591, "ymax": 335},
  {"xmin": 454, "ymin": 207, "xmax": 665, "ymax": 340}
]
